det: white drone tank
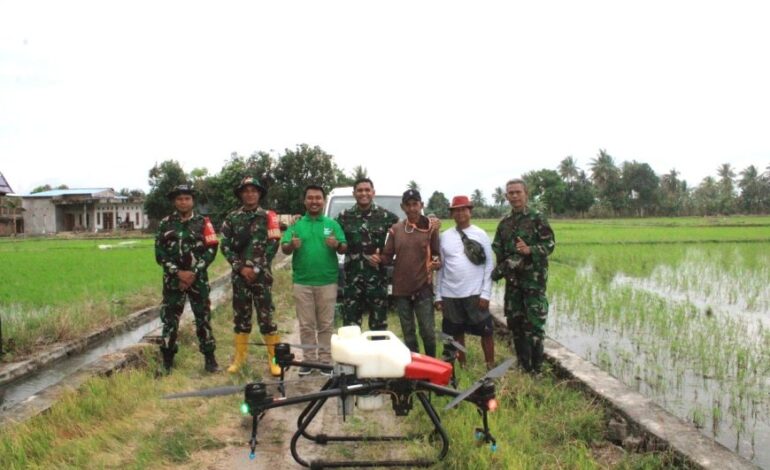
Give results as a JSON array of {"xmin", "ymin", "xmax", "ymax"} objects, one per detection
[{"xmin": 331, "ymin": 326, "xmax": 412, "ymax": 378}]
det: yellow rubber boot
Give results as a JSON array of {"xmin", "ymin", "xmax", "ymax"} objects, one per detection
[
  {"xmin": 227, "ymin": 333, "xmax": 249, "ymax": 374},
  {"xmin": 263, "ymin": 333, "xmax": 282, "ymax": 377}
]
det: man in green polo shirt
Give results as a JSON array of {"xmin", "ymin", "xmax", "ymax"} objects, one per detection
[{"xmin": 281, "ymin": 184, "xmax": 347, "ymax": 375}]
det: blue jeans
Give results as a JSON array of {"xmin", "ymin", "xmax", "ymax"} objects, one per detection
[{"xmin": 394, "ymin": 286, "xmax": 436, "ymax": 357}]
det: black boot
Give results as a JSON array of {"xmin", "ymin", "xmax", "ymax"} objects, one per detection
[
  {"xmin": 512, "ymin": 337, "xmax": 532, "ymax": 373},
  {"xmin": 161, "ymin": 348, "xmax": 175, "ymax": 372},
  {"xmin": 204, "ymin": 352, "xmax": 220, "ymax": 373},
  {"xmin": 531, "ymin": 339, "xmax": 545, "ymax": 374}
]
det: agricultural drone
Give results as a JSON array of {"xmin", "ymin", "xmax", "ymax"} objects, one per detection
[{"xmin": 165, "ymin": 326, "xmax": 513, "ymax": 469}]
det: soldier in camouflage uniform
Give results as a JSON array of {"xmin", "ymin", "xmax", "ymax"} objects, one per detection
[
  {"xmin": 155, "ymin": 184, "xmax": 219, "ymax": 373},
  {"xmin": 220, "ymin": 176, "xmax": 282, "ymax": 375},
  {"xmin": 492, "ymin": 178, "xmax": 555, "ymax": 374},
  {"xmin": 336, "ymin": 178, "xmax": 399, "ymax": 331}
]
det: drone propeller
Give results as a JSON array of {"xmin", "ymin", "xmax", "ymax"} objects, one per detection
[
  {"xmin": 162, "ymin": 376, "xmax": 325, "ymax": 400},
  {"xmin": 443, "ymin": 357, "xmax": 514, "ymax": 410},
  {"xmin": 436, "ymin": 331, "xmax": 467, "ymax": 353},
  {"xmin": 164, "ymin": 385, "xmax": 246, "ymax": 399},
  {"xmin": 249, "ymin": 342, "xmax": 330, "ymax": 351}
]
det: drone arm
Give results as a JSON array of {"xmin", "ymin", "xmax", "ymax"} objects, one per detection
[
  {"xmin": 255, "ymin": 380, "xmax": 387, "ymax": 414},
  {"xmin": 414, "ymin": 380, "xmax": 464, "ymax": 399},
  {"xmin": 289, "ymin": 359, "xmax": 334, "ymax": 373}
]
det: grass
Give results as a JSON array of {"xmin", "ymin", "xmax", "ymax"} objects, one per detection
[
  {"xmin": 0, "ymin": 267, "xmax": 296, "ymax": 469},
  {"xmin": 0, "ymin": 262, "xmax": 675, "ymax": 469},
  {"xmin": 0, "ymin": 238, "xmax": 229, "ymax": 358},
  {"xmin": 395, "ymin": 335, "xmax": 680, "ymax": 470},
  {"xmin": 470, "ymin": 215, "xmax": 770, "ymax": 244}
]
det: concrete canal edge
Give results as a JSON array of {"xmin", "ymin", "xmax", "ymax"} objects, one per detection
[
  {"xmin": 1, "ymin": 345, "xmax": 151, "ymax": 425},
  {"xmin": 0, "ymin": 273, "xmax": 231, "ymax": 425},
  {"xmin": 489, "ymin": 306, "xmax": 759, "ymax": 470},
  {"xmin": 0, "ymin": 274, "xmax": 230, "ymax": 388}
]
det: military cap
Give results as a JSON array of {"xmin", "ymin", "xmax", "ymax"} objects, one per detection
[
  {"xmin": 402, "ymin": 189, "xmax": 422, "ymax": 203},
  {"xmin": 167, "ymin": 184, "xmax": 195, "ymax": 200},
  {"xmin": 234, "ymin": 176, "xmax": 268, "ymax": 200}
]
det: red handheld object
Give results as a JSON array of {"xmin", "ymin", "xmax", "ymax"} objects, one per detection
[
  {"xmin": 266, "ymin": 210, "xmax": 281, "ymax": 240},
  {"xmin": 203, "ymin": 217, "xmax": 218, "ymax": 247}
]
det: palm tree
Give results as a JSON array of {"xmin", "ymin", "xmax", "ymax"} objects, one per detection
[
  {"xmin": 558, "ymin": 156, "xmax": 579, "ymax": 182},
  {"xmin": 492, "ymin": 186, "xmax": 505, "ymax": 206},
  {"xmin": 660, "ymin": 169, "xmax": 680, "ymax": 194},
  {"xmin": 589, "ymin": 149, "xmax": 618, "ymax": 190},
  {"xmin": 716, "ymin": 163, "xmax": 736, "ymax": 214},
  {"xmin": 351, "ymin": 165, "xmax": 368, "ymax": 181},
  {"xmin": 738, "ymin": 165, "xmax": 761, "ymax": 212},
  {"xmin": 471, "ymin": 189, "xmax": 486, "ymax": 208},
  {"xmin": 716, "ymin": 163, "xmax": 735, "ymax": 188},
  {"xmin": 407, "ymin": 180, "xmax": 420, "ymax": 192}
]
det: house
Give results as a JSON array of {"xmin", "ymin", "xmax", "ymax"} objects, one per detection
[
  {"xmin": 0, "ymin": 172, "xmax": 23, "ymax": 236},
  {"xmin": 21, "ymin": 188, "xmax": 148, "ymax": 234}
]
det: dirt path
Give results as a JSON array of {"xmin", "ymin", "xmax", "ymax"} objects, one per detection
[{"xmin": 189, "ymin": 319, "xmax": 415, "ymax": 470}]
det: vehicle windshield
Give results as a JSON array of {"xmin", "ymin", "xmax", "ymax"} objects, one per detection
[{"xmin": 326, "ymin": 195, "xmax": 405, "ymax": 219}]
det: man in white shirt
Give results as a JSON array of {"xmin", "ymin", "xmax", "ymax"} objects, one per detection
[{"xmin": 435, "ymin": 195, "xmax": 496, "ymax": 370}]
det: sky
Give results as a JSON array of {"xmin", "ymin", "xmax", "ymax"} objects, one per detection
[{"xmin": 2, "ymin": 0, "xmax": 769, "ymax": 201}]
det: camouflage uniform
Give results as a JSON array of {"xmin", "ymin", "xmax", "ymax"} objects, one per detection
[
  {"xmin": 492, "ymin": 207, "xmax": 555, "ymax": 372},
  {"xmin": 220, "ymin": 207, "xmax": 279, "ymax": 334},
  {"xmin": 155, "ymin": 212, "xmax": 217, "ymax": 356},
  {"xmin": 336, "ymin": 204, "xmax": 399, "ymax": 330}
]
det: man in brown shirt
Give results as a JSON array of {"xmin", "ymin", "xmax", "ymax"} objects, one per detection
[{"xmin": 381, "ymin": 189, "xmax": 441, "ymax": 357}]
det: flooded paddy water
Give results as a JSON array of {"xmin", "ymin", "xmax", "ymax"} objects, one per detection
[{"xmin": 493, "ymin": 239, "xmax": 770, "ymax": 467}]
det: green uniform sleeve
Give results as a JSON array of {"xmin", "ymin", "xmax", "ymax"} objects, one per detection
[
  {"xmin": 491, "ymin": 222, "xmax": 504, "ymax": 262},
  {"xmin": 155, "ymin": 219, "xmax": 179, "ymax": 275},
  {"xmin": 529, "ymin": 215, "xmax": 555, "ymax": 266},
  {"xmin": 266, "ymin": 238, "xmax": 278, "ymax": 264},
  {"xmin": 220, "ymin": 216, "xmax": 243, "ymax": 272}
]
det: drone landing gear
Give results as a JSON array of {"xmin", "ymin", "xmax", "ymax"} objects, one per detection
[
  {"xmin": 290, "ymin": 388, "xmax": 449, "ymax": 468},
  {"xmin": 474, "ymin": 409, "xmax": 497, "ymax": 451}
]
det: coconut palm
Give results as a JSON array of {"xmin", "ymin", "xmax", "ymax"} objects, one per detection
[
  {"xmin": 589, "ymin": 149, "xmax": 618, "ymax": 190},
  {"xmin": 492, "ymin": 186, "xmax": 505, "ymax": 206},
  {"xmin": 471, "ymin": 189, "xmax": 486, "ymax": 208},
  {"xmin": 558, "ymin": 156, "xmax": 579, "ymax": 182},
  {"xmin": 660, "ymin": 169, "xmax": 680, "ymax": 194}
]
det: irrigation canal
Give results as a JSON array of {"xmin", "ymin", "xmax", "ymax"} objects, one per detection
[{"xmin": 0, "ymin": 277, "xmax": 230, "ymax": 417}]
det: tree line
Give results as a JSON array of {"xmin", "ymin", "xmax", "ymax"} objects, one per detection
[
  {"xmin": 144, "ymin": 144, "xmax": 359, "ymax": 227},
  {"xmin": 145, "ymin": 145, "xmax": 770, "ymax": 226},
  {"xmin": 425, "ymin": 149, "xmax": 770, "ymax": 218}
]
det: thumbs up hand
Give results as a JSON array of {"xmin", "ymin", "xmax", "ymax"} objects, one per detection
[
  {"xmin": 291, "ymin": 231, "xmax": 302, "ymax": 250},
  {"xmin": 515, "ymin": 237, "xmax": 531, "ymax": 256},
  {"xmin": 325, "ymin": 233, "xmax": 339, "ymax": 250}
]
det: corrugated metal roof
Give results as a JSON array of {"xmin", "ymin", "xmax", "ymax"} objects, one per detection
[
  {"xmin": 23, "ymin": 188, "xmax": 120, "ymax": 198},
  {"xmin": 0, "ymin": 172, "xmax": 13, "ymax": 194}
]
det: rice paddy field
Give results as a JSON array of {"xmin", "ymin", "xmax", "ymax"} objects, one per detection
[
  {"xmin": 0, "ymin": 237, "xmax": 227, "ymax": 358},
  {"xmin": 478, "ymin": 215, "xmax": 770, "ymax": 468}
]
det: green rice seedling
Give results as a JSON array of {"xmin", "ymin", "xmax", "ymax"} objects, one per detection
[
  {"xmin": 0, "ymin": 238, "xmax": 229, "ymax": 358},
  {"xmin": 544, "ymin": 233, "xmax": 770, "ymax": 466}
]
